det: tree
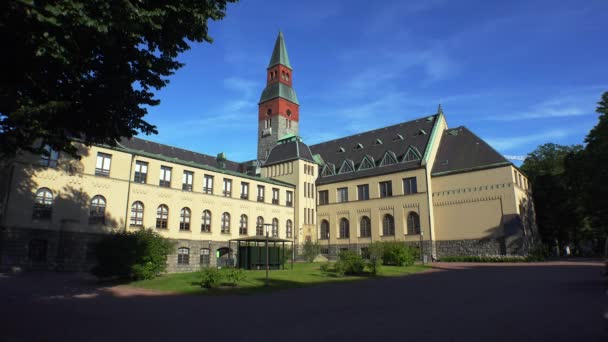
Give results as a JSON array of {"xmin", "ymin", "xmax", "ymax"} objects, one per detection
[
  {"xmin": 0, "ymin": 0, "xmax": 236, "ymax": 157},
  {"xmin": 301, "ymin": 240, "xmax": 320, "ymax": 262}
]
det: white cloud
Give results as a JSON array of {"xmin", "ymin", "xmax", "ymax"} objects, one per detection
[{"xmin": 486, "ymin": 129, "xmax": 571, "ymax": 151}]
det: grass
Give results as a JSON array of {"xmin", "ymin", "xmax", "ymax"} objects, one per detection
[{"xmin": 129, "ymin": 262, "xmax": 428, "ymax": 295}]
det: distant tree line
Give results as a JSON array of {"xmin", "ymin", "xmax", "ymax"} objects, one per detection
[{"xmin": 521, "ymin": 91, "xmax": 608, "ymax": 255}]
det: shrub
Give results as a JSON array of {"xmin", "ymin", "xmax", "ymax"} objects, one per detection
[
  {"xmin": 281, "ymin": 246, "xmax": 293, "ymax": 267},
  {"xmin": 381, "ymin": 242, "xmax": 417, "ymax": 266},
  {"xmin": 92, "ymin": 228, "xmax": 174, "ymax": 280},
  {"xmin": 367, "ymin": 242, "xmax": 384, "ymax": 275},
  {"xmin": 200, "ymin": 267, "xmax": 223, "ymax": 288},
  {"xmin": 319, "ymin": 262, "xmax": 331, "ymax": 276},
  {"xmin": 336, "ymin": 250, "xmax": 365, "ymax": 275},
  {"xmin": 224, "ymin": 267, "xmax": 247, "ymax": 287},
  {"xmin": 334, "ymin": 260, "xmax": 346, "ymax": 277},
  {"xmin": 302, "ymin": 240, "xmax": 320, "ymax": 262}
]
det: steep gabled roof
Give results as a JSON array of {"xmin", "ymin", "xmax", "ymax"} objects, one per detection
[
  {"xmin": 310, "ymin": 115, "xmax": 438, "ymax": 184},
  {"xmin": 259, "ymin": 82, "xmax": 299, "ymax": 105},
  {"xmin": 431, "ymin": 126, "xmax": 511, "ymax": 176},
  {"xmin": 263, "ymin": 138, "xmax": 315, "ymax": 167}
]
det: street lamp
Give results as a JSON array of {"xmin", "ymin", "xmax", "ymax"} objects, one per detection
[
  {"xmin": 263, "ymin": 223, "xmax": 273, "ymax": 286},
  {"xmin": 419, "ymin": 228, "xmax": 425, "ymax": 264}
]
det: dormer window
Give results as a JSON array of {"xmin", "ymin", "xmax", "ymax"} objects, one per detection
[
  {"xmin": 393, "ymin": 134, "xmax": 404, "ymax": 141},
  {"xmin": 337, "ymin": 147, "xmax": 345, "ymax": 153},
  {"xmin": 354, "ymin": 143, "xmax": 364, "ymax": 150},
  {"xmin": 374, "ymin": 139, "xmax": 383, "ymax": 145},
  {"xmin": 418, "ymin": 129, "xmax": 427, "ymax": 135}
]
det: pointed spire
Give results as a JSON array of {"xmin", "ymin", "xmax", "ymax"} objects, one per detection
[
  {"xmin": 268, "ymin": 31, "xmax": 292, "ymax": 69},
  {"xmin": 437, "ymin": 102, "xmax": 443, "ymax": 115}
]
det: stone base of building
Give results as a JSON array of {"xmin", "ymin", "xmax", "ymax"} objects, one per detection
[
  {"xmin": 317, "ymin": 241, "xmax": 434, "ymax": 261},
  {"xmin": 435, "ymin": 235, "xmax": 532, "ymax": 258}
]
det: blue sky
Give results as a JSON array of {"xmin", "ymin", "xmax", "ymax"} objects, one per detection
[{"xmin": 142, "ymin": 0, "xmax": 608, "ymax": 164}]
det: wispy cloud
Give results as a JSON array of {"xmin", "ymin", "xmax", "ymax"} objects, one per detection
[{"xmin": 486, "ymin": 129, "xmax": 572, "ymax": 151}]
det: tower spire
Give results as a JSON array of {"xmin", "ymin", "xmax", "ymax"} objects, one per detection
[
  {"xmin": 437, "ymin": 102, "xmax": 443, "ymax": 115},
  {"xmin": 268, "ymin": 31, "xmax": 292, "ymax": 69}
]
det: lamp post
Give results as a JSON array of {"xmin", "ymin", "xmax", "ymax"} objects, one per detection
[
  {"xmin": 420, "ymin": 228, "xmax": 425, "ymax": 264},
  {"xmin": 263, "ymin": 223, "xmax": 273, "ymax": 286}
]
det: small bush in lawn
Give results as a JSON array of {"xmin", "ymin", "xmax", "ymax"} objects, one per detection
[
  {"xmin": 302, "ymin": 240, "xmax": 321, "ymax": 262},
  {"xmin": 200, "ymin": 267, "xmax": 223, "ymax": 289},
  {"xmin": 224, "ymin": 267, "xmax": 247, "ymax": 287},
  {"xmin": 336, "ymin": 250, "xmax": 365, "ymax": 275},
  {"xmin": 367, "ymin": 242, "xmax": 384, "ymax": 275},
  {"xmin": 281, "ymin": 247, "xmax": 293, "ymax": 267},
  {"xmin": 381, "ymin": 242, "xmax": 417, "ymax": 266},
  {"xmin": 92, "ymin": 228, "xmax": 174, "ymax": 280},
  {"xmin": 334, "ymin": 260, "xmax": 346, "ymax": 277},
  {"xmin": 319, "ymin": 262, "xmax": 331, "ymax": 276}
]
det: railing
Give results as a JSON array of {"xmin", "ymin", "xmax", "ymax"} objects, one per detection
[
  {"xmin": 272, "ymin": 199, "xmax": 279, "ymax": 205},
  {"xmin": 223, "ymin": 190, "xmax": 231, "ymax": 197},
  {"xmin": 286, "ymin": 201, "xmax": 293, "ymax": 207},
  {"xmin": 257, "ymin": 196, "xmax": 264, "ymax": 202},
  {"xmin": 182, "ymin": 184, "xmax": 193, "ymax": 191},
  {"xmin": 203, "ymin": 187, "xmax": 213, "ymax": 194},
  {"xmin": 159, "ymin": 180, "xmax": 171, "ymax": 187},
  {"xmin": 95, "ymin": 168, "xmax": 110, "ymax": 177},
  {"xmin": 262, "ymin": 127, "xmax": 272, "ymax": 137},
  {"xmin": 240, "ymin": 193, "xmax": 249, "ymax": 200}
]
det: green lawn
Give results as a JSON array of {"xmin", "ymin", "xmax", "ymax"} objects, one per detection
[{"xmin": 129, "ymin": 263, "xmax": 428, "ymax": 295}]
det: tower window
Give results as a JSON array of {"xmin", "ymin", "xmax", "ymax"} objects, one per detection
[
  {"xmin": 286, "ymin": 109, "xmax": 292, "ymax": 117},
  {"xmin": 267, "ymin": 108, "xmax": 272, "ymax": 116},
  {"xmin": 286, "ymin": 73, "xmax": 290, "ymax": 81}
]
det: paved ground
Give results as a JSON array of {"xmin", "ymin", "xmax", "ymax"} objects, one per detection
[{"xmin": 1, "ymin": 261, "xmax": 607, "ymax": 342}]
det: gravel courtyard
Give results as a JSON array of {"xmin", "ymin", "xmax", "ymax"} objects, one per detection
[{"xmin": 1, "ymin": 261, "xmax": 606, "ymax": 342}]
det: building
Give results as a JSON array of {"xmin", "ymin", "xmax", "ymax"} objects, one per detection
[{"xmin": 0, "ymin": 32, "xmax": 536, "ymax": 272}]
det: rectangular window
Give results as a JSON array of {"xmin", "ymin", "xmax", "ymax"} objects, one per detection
[
  {"xmin": 286, "ymin": 191, "xmax": 293, "ymax": 207},
  {"xmin": 200, "ymin": 248, "xmax": 210, "ymax": 265},
  {"xmin": 357, "ymin": 184, "xmax": 369, "ymax": 200},
  {"xmin": 257, "ymin": 185, "xmax": 265, "ymax": 202},
  {"xmin": 403, "ymin": 177, "xmax": 418, "ymax": 194},
  {"xmin": 134, "ymin": 161, "xmax": 148, "ymax": 183},
  {"xmin": 318, "ymin": 190, "xmax": 329, "ymax": 205},
  {"xmin": 182, "ymin": 171, "xmax": 193, "ymax": 191},
  {"xmin": 272, "ymin": 188, "xmax": 279, "ymax": 204},
  {"xmin": 379, "ymin": 181, "xmax": 393, "ymax": 198},
  {"xmin": 39, "ymin": 145, "xmax": 59, "ymax": 168},
  {"xmin": 95, "ymin": 152, "xmax": 111, "ymax": 177},
  {"xmin": 337, "ymin": 187, "xmax": 348, "ymax": 203},
  {"xmin": 304, "ymin": 182, "xmax": 308, "ymax": 198},
  {"xmin": 223, "ymin": 178, "xmax": 232, "ymax": 197},
  {"xmin": 159, "ymin": 166, "xmax": 172, "ymax": 187},
  {"xmin": 203, "ymin": 175, "xmax": 214, "ymax": 194},
  {"xmin": 241, "ymin": 182, "xmax": 249, "ymax": 199}
]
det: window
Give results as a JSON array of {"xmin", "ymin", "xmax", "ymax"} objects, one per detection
[
  {"xmin": 182, "ymin": 171, "xmax": 193, "ymax": 191},
  {"xmin": 361, "ymin": 247, "xmax": 370, "ymax": 259},
  {"xmin": 357, "ymin": 184, "xmax": 369, "ymax": 200},
  {"xmin": 95, "ymin": 152, "xmax": 111, "ymax": 177},
  {"xmin": 221, "ymin": 212, "xmax": 230, "ymax": 234},
  {"xmin": 321, "ymin": 247, "xmax": 329, "ymax": 255},
  {"xmin": 223, "ymin": 178, "xmax": 232, "ymax": 197},
  {"xmin": 272, "ymin": 218, "xmax": 279, "ymax": 237},
  {"xmin": 257, "ymin": 185, "xmax": 265, "ymax": 202},
  {"xmin": 179, "ymin": 207, "xmax": 191, "ymax": 231},
  {"xmin": 130, "ymin": 201, "xmax": 144, "ymax": 226},
  {"xmin": 159, "ymin": 166, "xmax": 172, "ymax": 187},
  {"xmin": 383, "ymin": 214, "xmax": 395, "ymax": 236},
  {"xmin": 156, "ymin": 205, "xmax": 168, "ymax": 229},
  {"xmin": 379, "ymin": 181, "xmax": 393, "ymax": 198},
  {"xmin": 407, "ymin": 212, "xmax": 421, "ymax": 235},
  {"xmin": 403, "ymin": 177, "xmax": 418, "ymax": 194},
  {"xmin": 337, "ymin": 187, "xmax": 348, "ymax": 203},
  {"xmin": 177, "ymin": 247, "xmax": 189, "ymax": 265},
  {"xmin": 379, "ymin": 151, "xmax": 398, "ymax": 167},
  {"xmin": 286, "ymin": 220, "xmax": 293, "ymax": 238},
  {"xmin": 272, "ymin": 188, "xmax": 279, "ymax": 204},
  {"xmin": 403, "ymin": 146, "xmax": 421, "ymax": 162},
  {"xmin": 286, "ymin": 119, "xmax": 291, "ymax": 129},
  {"xmin": 360, "ymin": 216, "xmax": 371, "ymax": 238},
  {"xmin": 89, "ymin": 195, "xmax": 106, "ymax": 224},
  {"xmin": 241, "ymin": 182, "xmax": 249, "ymax": 199},
  {"xmin": 201, "ymin": 210, "xmax": 211, "ymax": 232},
  {"xmin": 203, "ymin": 175, "xmax": 214, "ymax": 194},
  {"xmin": 286, "ymin": 191, "xmax": 293, "ymax": 207},
  {"xmin": 39, "ymin": 145, "xmax": 59, "ymax": 167},
  {"xmin": 134, "ymin": 161, "xmax": 148, "ymax": 183},
  {"xmin": 318, "ymin": 190, "xmax": 329, "ymax": 205},
  {"xmin": 239, "ymin": 214, "xmax": 248, "ymax": 235},
  {"xmin": 28, "ymin": 239, "xmax": 48, "ymax": 262},
  {"xmin": 339, "ymin": 218, "xmax": 350, "ymax": 239},
  {"xmin": 256, "ymin": 216, "xmax": 264, "ymax": 236},
  {"xmin": 200, "ymin": 248, "xmax": 210, "ymax": 265},
  {"xmin": 33, "ymin": 188, "xmax": 53, "ymax": 220},
  {"xmin": 320, "ymin": 220, "xmax": 330, "ymax": 240}
]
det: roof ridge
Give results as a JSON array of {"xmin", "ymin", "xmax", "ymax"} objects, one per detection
[{"xmin": 125, "ymin": 137, "xmax": 241, "ymax": 165}]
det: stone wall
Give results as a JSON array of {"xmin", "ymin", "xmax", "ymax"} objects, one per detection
[{"xmin": 435, "ymin": 235, "xmax": 528, "ymax": 258}]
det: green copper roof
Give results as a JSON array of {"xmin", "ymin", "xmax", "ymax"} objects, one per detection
[
  {"xmin": 259, "ymin": 82, "xmax": 299, "ymax": 104},
  {"xmin": 268, "ymin": 32, "xmax": 292, "ymax": 69},
  {"xmin": 279, "ymin": 133, "xmax": 296, "ymax": 141}
]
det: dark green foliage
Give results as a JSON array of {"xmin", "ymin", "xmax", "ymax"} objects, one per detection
[
  {"xmin": 92, "ymin": 229, "xmax": 174, "ymax": 280},
  {"xmin": 319, "ymin": 262, "xmax": 331, "ymax": 276},
  {"xmin": 200, "ymin": 267, "xmax": 223, "ymax": 289},
  {"xmin": 223, "ymin": 267, "xmax": 247, "ymax": 287},
  {"xmin": 301, "ymin": 240, "xmax": 320, "ymax": 262},
  {"xmin": 335, "ymin": 250, "xmax": 365, "ymax": 275},
  {"xmin": 0, "ymin": 0, "xmax": 237, "ymax": 157},
  {"xmin": 380, "ymin": 242, "xmax": 417, "ymax": 266},
  {"xmin": 280, "ymin": 246, "xmax": 293, "ymax": 267},
  {"xmin": 367, "ymin": 242, "xmax": 384, "ymax": 275}
]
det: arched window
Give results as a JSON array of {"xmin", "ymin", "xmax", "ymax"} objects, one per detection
[
  {"xmin": 240, "ymin": 214, "xmax": 248, "ymax": 235},
  {"xmin": 180, "ymin": 207, "xmax": 191, "ymax": 231},
  {"xmin": 89, "ymin": 195, "xmax": 106, "ymax": 224},
  {"xmin": 407, "ymin": 212, "xmax": 421, "ymax": 235},
  {"xmin": 156, "ymin": 205, "xmax": 168, "ymax": 229},
  {"xmin": 320, "ymin": 220, "xmax": 329, "ymax": 240},
  {"xmin": 177, "ymin": 247, "xmax": 189, "ymax": 265},
  {"xmin": 272, "ymin": 218, "xmax": 279, "ymax": 237},
  {"xmin": 201, "ymin": 210, "xmax": 211, "ymax": 232},
  {"xmin": 130, "ymin": 201, "xmax": 144, "ymax": 227},
  {"xmin": 221, "ymin": 212, "xmax": 230, "ymax": 234},
  {"xmin": 360, "ymin": 216, "xmax": 371, "ymax": 238},
  {"xmin": 256, "ymin": 216, "xmax": 264, "ymax": 236},
  {"xmin": 267, "ymin": 108, "xmax": 272, "ymax": 116},
  {"xmin": 28, "ymin": 239, "xmax": 48, "ymax": 262},
  {"xmin": 286, "ymin": 219, "xmax": 293, "ymax": 238},
  {"xmin": 382, "ymin": 214, "xmax": 395, "ymax": 236},
  {"xmin": 339, "ymin": 218, "xmax": 350, "ymax": 238},
  {"xmin": 33, "ymin": 188, "xmax": 53, "ymax": 220}
]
